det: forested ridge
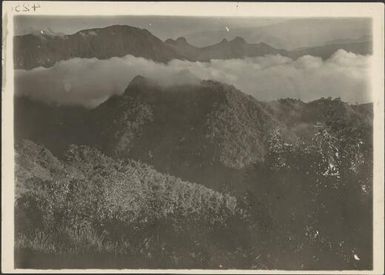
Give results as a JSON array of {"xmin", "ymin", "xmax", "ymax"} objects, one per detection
[{"xmin": 15, "ymin": 77, "xmax": 372, "ymax": 269}]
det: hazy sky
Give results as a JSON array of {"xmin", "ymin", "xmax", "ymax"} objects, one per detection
[
  {"xmin": 14, "ymin": 15, "xmax": 285, "ymax": 38},
  {"xmin": 14, "ymin": 16, "xmax": 371, "ymax": 49}
]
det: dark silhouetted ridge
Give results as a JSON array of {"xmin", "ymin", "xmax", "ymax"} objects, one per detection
[{"xmin": 14, "ymin": 25, "xmax": 183, "ymax": 69}]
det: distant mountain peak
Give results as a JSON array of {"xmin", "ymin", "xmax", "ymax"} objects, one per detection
[
  {"xmin": 230, "ymin": 36, "xmax": 246, "ymax": 44},
  {"xmin": 176, "ymin": 37, "xmax": 188, "ymax": 43},
  {"xmin": 164, "ymin": 38, "xmax": 175, "ymax": 44},
  {"xmin": 95, "ymin": 24, "xmax": 139, "ymax": 31},
  {"xmin": 165, "ymin": 37, "xmax": 193, "ymax": 47},
  {"xmin": 74, "ymin": 25, "xmax": 150, "ymax": 37}
]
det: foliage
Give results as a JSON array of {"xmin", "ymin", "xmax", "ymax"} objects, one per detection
[
  {"xmin": 243, "ymin": 122, "xmax": 372, "ymax": 269},
  {"xmin": 14, "ymin": 95, "xmax": 373, "ymax": 269},
  {"xmin": 15, "ymin": 140, "xmax": 243, "ymax": 268}
]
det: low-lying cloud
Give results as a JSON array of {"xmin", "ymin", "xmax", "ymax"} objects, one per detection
[{"xmin": 15, "ymin": 50, "xmax": 371, "ymax": 108}]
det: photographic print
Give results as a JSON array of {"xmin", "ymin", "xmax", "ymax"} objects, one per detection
[{"xmin": 2, "ymin": 2, "xmax": 384, "ymax": 273}]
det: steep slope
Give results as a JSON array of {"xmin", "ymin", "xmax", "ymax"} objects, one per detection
[
  {"xmin": 14, "ymin": 25, "xmax": 183, "ymax": 69},
  {"xmin": 15, "ymin": 139, "xmax": 236, "ymax": 220},
  {"xmin": 15, "ymin": 139, "xmax": 239, "ymax": 267},
  {"xmin": 87, "ymin": 76, "xmax": 293, "ymax": 190},
  {"xmin": 14, "ymin": 78, "xmax": 372, "ymax": 191},
  {"xmin": 89, "ymin": 77, "xmax": 373, "ymax": 171},
  {"xmin": 14, "ymin": 101, "xmax": 373, "ymax": 270}
]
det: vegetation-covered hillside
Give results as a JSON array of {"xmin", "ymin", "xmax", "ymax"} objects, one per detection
[
  {"xmin": 15, "ymin": 111, "xmax": 372, "ymax": 269},
  {"xmin": 14, "ymin": 77, "xmax": 372, "ymax": 192},
  {"xmin": 15, "ymin": 140, "xmax": 240, "ymax": 268},
  {"xmin": 14, "ymin": 77, "xmax": 373, "ymax": 269}
]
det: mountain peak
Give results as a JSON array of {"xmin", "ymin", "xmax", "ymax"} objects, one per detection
[
  {"xmin": 98, "ymin": 24, "xmax": 139, "ymax": 31},
  {"xmin": 165, "ymin": 37, "xmax": 191, "ymax": 47},
  {"xmin": 129, "ymin": 75, "xmax": 149, "ymax": 86},
  {"xmin": 200, "ymin": 79, "xmax": 238, "ymax": 94},
  {"xmin": 176, "ymin": 37, "xmax": 188, "ymax": 44},
  {"xmin": 219, "ymin": 38, "xmax": 228, "ymax": 44},
  {"xmin": 230, "ymin": 36, "xmax": 246, "ymax": 44},
  {"xmin": 74, "ymin": 25, "xmax": 148, "ymax": 37}
]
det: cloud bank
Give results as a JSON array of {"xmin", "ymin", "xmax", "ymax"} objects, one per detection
[{"xmin": 15, "ymin": 50, "xmax": 371, "ymax": 108}]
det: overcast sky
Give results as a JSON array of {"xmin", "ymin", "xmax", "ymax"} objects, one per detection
[
  {"xmin": 14, "ymin": 16, "xmax": 371, "ymax": 49},
  {"xmin": 14, "ymin": 16, "xmax": 285, "ymax": 38}
]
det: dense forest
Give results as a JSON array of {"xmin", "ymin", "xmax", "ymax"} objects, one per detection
[{"xmin": 14, "ymin": 79, "xmax": 373, "ymax": 269}]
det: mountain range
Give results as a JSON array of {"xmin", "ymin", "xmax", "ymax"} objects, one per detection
[
  {"xmin": 14, "ymin": 25, "xmax": 372, "ymax": 70},
  {"xmin": 14, "ymin": 76, "xmax": 372, "ymax": 192},
  {"xmin": 14, "ymin": 25, "xmax": 183, "ymax": 70},
  {"xmin": 183, "ymin": 18, "xmax": 372, "ymax": 49},
  {"xmin": 13, "ymin": 21, "xmax": 374, "ymax": 269},
  {"xmin": 164, "ymin": 36, "xmax": 288, "ymax": 61}
]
